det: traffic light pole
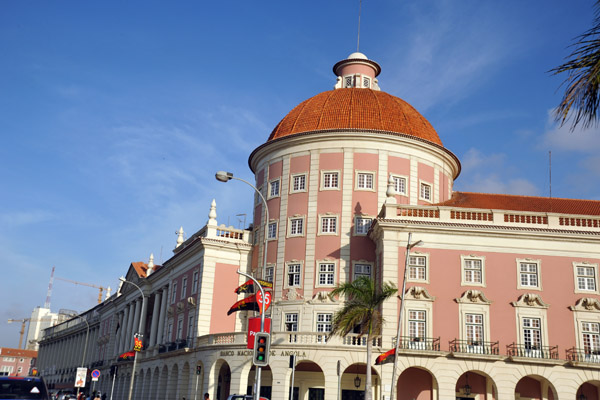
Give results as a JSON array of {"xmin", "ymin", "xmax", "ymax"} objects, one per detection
[{"xmin": 237, "ymin": 270, "xmax": 265, "ymax": 400}]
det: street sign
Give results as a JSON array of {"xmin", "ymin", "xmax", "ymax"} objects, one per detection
[
  {"xmin": 91, "ymin": 369, "xmax": 101, "ymax": 381},
  {"xmin": 256, "ymin": 291, "xmax": 271, "ymax": 313},
  {"xmin": 75, "ymin": 367, "xmax": 87, "ymax": 388},
  {"xmin": 247, "ymin": 317, "xmax": 271, "ymax": 349}
]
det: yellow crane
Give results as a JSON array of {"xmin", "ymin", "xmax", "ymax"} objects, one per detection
[
  {"xmin": 55, "ymin": 277, "xmax": 107, "ymax": 304},
  {"xmin": 7, "ymin": 318, "xmax": 49, "ymax": 349}
]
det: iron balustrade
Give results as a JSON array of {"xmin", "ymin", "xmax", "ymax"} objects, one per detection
[
  {"xmin": 506, "ymin": 343, "xmax": 559, "ymax": 360},
  {"xmin": 566, "ymin": 347, "xmax": 600, "ymax": 364},
  {"xmin": 449, "ymin": 339, "xmax": 499, "ymax": 355},
  {"xmin": 397, "ymin": 336, "xmax": 440, "ymax": 351}
]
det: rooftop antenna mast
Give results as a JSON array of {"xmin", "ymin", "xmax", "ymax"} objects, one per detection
[
  {"xmin": 357, "ymin": 0, "xmax": 362, "ymax": 52},
  {"xmin": 44, "ymin": 266, "xmax": 55, "ymax": 309}
]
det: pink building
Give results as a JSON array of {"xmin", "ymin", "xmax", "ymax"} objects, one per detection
[{"xmin": 0, "ymin": 348, "xmax": 37, "ymax": 376}]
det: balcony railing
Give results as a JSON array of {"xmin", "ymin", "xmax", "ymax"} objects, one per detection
[
  {"xmin": 566, "ymin": 347, "xmax": 600, "ymax": 364},
  {"xmin": 506, "ymin": 343, "xmax": 559, "ymax": 360},
  {"xmin": 449, "ymin": 339, "xmax": 499, "ymax": 355},
  {"xmin": 397, "ymin": 336, "xmax": 440, "ymax": 351}
]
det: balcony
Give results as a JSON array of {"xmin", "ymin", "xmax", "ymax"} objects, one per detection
[
  {"xmin": 397, "ymin": 336, "xmax": 440, "ymax": 352},
  {"xmin": 449, "ymin": 339, "xmax": 499, "ymax": 355},
  {"xmin": 566, "ymin": 347, "xmax": 600, "ymax": 364},
  {"xmin": 506, "ymin": 343, "xmax": 559, "ymax": 360}
]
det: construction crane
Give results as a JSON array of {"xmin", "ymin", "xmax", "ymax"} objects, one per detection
[
  {"xmin": 54, "ymin": 277, "xmax": 108, "ymax": 304},
  {"xmin": 7, "ymin": 318, "xmax": 49, "ymax": 349}
]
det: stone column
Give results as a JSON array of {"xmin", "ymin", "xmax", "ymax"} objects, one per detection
[
  {"xmin": 132, "ymin": 298, "xmax": 142, "ymax": 338},
  {"xmin": 124, "ymin": 302, "xmax": 135, "ymax": 350},
  {"xmin": 139, "ymin": 296, "xmax": 148, "ymax": 339},
  {"xmin": 157, "ymin": 287, "xmax": 169, "ymax": 345},
  {"xmin": 119, "ymin": 308, "xmax": 129, "ymax": 354},
  {"xmin": 149, "ymin": 291, "xmax": 162, "ymax": 347}
]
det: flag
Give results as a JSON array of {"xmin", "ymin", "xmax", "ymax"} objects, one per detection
[
  {"xmin": 227, "ymin": 294, "xmax": 259, "ymax": 315},
  {"xmin": 234, "ymin": 279, "xmax": 273, "ymax": 294},
  {"xmin": 118, "ymin": 351, "xmax": 135, "ymax": 361},
  {"xmin": 375, "ymin": 348, "xmax": 395, "ymax": 365}
]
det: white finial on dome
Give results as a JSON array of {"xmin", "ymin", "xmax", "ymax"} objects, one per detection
[
  {"xmin": 176, "ymin": 226, "xmax": 184, "ymax": 248},
  {"xmin": 348, "ymin": 52, "xmax": 368, "ymax": 60},
  {"xmin": 208, "ymin": 199, "xmax": 217, "ymax": 226},
  {"xmin": 147, "ymin": 253, "xmax": 155, "ymax": 276},
  {"xmin": 385, "ymin": 174, "xmax": 397, "ymax": 204}
]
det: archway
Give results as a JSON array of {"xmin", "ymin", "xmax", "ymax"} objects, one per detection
[
  {"xmin": 455, "ymin": 371, "xmax": 497, "ymax": 399},
  {"xmin": 342, "ymin": 363, "xmax": 380, "ymax": 400},
  {"xmin": 577, "ymin": 380, "xmax": 600, "ymax": 400},
  {"xmin": 181, "ymin": 362, "xmax": 191, "ymax": 399},
  {"xmin": 247, "ymin": 365, "xmax": 273, "ymax": 399},
  {"xmin": 514, "ymin": 375, "xmax": 557, "ymax": 400},
  {"xmin": 217, "ymin": 363, "xmax": 232, "ymax": 400},
  {"xmin": 397, "ymin": 367, "xmax": 437, "ymax": 400}
]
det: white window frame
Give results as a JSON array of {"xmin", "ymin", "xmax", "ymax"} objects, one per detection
[
  {"xmin": 187, "ymin": 315, "xmax": 195, "ymax": 340},
  {"xmin": 516, "ymin": 259, "xmax": 542, "ymax": 290},
  {"xmin": 267, "ymin": 221, "xmax": 278, "ymax": 240},
  {"xmin": 317, "ymin": 261, "xmax": 336, "ymax": 287},
  {"xmin": 321, "ymin": 170, "xmax": 340, "ymax": 190},
  {"xmin": 354, "ymin": 216, "xmax": 373, "ymax": 236},
  {"xmin": 285, "ymin": 262, "xmax": 302, "ymax": 288},
  {"xmin": 581, "ymin": 321, "xmax": 600, "ymax": 358},
  {"xmin": 167, "ymin": 322, "xmax": 174, "ymax": 342},
  {"xmin": 171, "ymin": 282, "xmax": 178, "ymax": 303},
  {"xmin": 353, "ymin": 261, "xmax": 372, "ymax": 280},
  {"xmin": 391, "ymin": 175, "xmax": 408, "ymax": 196},
  {"xmin": 181, "ymin": 277, "xmax": 188, "ymax": 299},
  {"xmin": 407, "ymin": 253, "xmax": 429, "ymax": 284},
  {"xmin": 284, "ymin": 313, "xmax": 299, "ymax": 332},
  {"xmin": 192, "ymin": 270, "xmax": 199, "ymax": 294},
  {"xmin": 290, "ymin": 173, "xmax": 307, "ymax": 193},
  {"xmin": 513, "ymin": 306, "xmax": 549, "ymax": 354},
  {"xmin": 407, "ymin": 309, "xmax": 427, "ymax": 340},
  {"xmin": 265, "ymin": 265, "xmax": 274, "ymax": 283},
  {"xmin": 177, "ymin": 317, "xmax": 184, "ymax": 340},
  {"xmin": 458, "ymin": 303, "xmax": 491, "ymax": 347},
  {"xmin": 355, "ymin": 171, "xmax": 375, "ymax": 191},
  {"xmin": 461, "ymin": 255, "xmax": 486, "ymax": 287},
  {"xmin": 419, "ymin": 181, "xmax": 432, "ymax": 202},
  {"xmin": 573, "ymin": 262, "xmax": 599, "ymax": 294},
  {"xmin": 268, "ymin": 178, "xmax": 280, "ymax": 199},
  {"xmin": 316, "ymin": 312, "xmax": 332, "ymax": 343},
  {"xmin": 319, "ymin": 214, "xmax": 338, "ymax": 235},
  {"xmin": 288, "ymin": 216, "xmax": 305, "ymax": 237}
]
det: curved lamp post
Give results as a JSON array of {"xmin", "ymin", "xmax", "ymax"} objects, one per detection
[
  {"xmin": 390, "ymin": 233, "xmax": 423, "ymax": 400},
  {"xmin": 119, "ymin": 277, "xmax": 146, "ymax": 400},
  {"xmin": 215, "ymin": 171, "xmax": 268, "ymax": 400},
  {"xmin": 75, "ymin": 316, "xmax": 90, "ymax": 398}
]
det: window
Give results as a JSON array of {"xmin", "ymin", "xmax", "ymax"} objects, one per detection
[
  {"xmin": 463, "ymin": 257, "xmax": 484, "ymax": 285},
  {"xmin": 188, "ymin": 315, "xmax": 194, "ymax": 340},
  {"xmin": 17, "ymin": 367, "xmax": 22, "ymax": 373},
  {"xmin": 317, "ymin": 313, "xmax": 332, "ymax": 343},
  {"xmin": 576, "ymin": 264, "xmax": 597, "ymax": 292},
  {"xmin": 265, "ymin": 266, "xmax": 274, "ymax": 283},
  {"xmin": 192, "ymin": 270, "xmax": 199, "ymax": 294},
  {"xmin": 171, "ymin": 282, "xmax": 178, "ymax": 303},
  {"xmin": 289, "ymin": 217, "xmax": 304, "ymax": 237},
  {"xmin": 320, "ymin": 216, "xmax": 337, "ymax": 234},
  {"xmin": 518, "ymin": 261, "xmax": 540, "ymax": 289},
  {"xmin": 465, "ymin": 314, "xmax": 483, "ymax": 345},
  {"xmin": 3, "ymin": 357, "xmax": 15, "ymax": 362},
  {"xmin": 344, "ymin": 76, "xmax": 353, "ymax": 88},
  {"xmin": 181, "ymin": 277, "xmax": 188, "ymax": 299},
  {"xmin": 318, "ymin": 263, "xmax": 335, "ymax": 286},
  {"xmin": 392, "ymin": 176, "xmax": 407, "ymax": 195},
  {"xmin": 522, "ymin": 317, "xmax": 542, "ymax": 350},
  {"xmin": 356, "ymin": 172, "xmax": 374, "ymax": 190},
  {"xmin": 582, "ymin": 322, "xmax": 600, "ymax": 355},
  {"xmin": 167, "ymin": 322, "xmax": 173, "ymax": 341},
  {"xmin": 363, "ymin": 76, "xmax": 371, "ymax": 88},
  {"xmin": 322, "ymin": 171, "xmax": 339, "ymax": 189},
  {"xmin": 408, "ymin": 310, "xmax": 426, "ymax": 339},
  {"xmin": 287, "ymin": 264, "xmax": 301, "ymax": 287},
  {"xmin": 0, "ymin": 366, "xmax": 13, "ymax": 374},
  {"xmin": 268, "ymin": 221, "xmax": 277, "ymax": 239},
  {"xmin": 354, "ymin": 263, "xmax": 371, "ymax": 280},
  {"xmin": 291, "ymin": 174, "xmax": 306, "ymax": 192},
  {"xmin": 285, "ymin": 313, "xmax": 298, "ymax": 332},
  {"xmin": 408, "ymin": 255, "xmax": 427, "ymax": 281},
  {"xmin": 269, "ymin": 179, "xmax": 280, "ymax": 198},
  {"xmin": 420, "ymin": 182, "xmax": 432, "ymax": 201},
  {"xmin": 354, "ymin": 217, "xmax": 372, "ymax": 235},
  {"xmin": 177, "ymin": 318, "xmax": 184, "ymax": 339}
]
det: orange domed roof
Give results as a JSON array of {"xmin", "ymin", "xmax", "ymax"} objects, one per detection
[{"xmin": 268, "ymin": 88, "xmax": 443, "ymax": 146}]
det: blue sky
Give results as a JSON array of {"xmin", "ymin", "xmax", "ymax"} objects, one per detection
[{"xmin": 1, "ymin": 1, "xmax": 598, "ymax": 348}]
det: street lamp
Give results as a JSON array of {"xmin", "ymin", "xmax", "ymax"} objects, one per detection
[
  {"xmin": 75, "ymin": 316, "xmax": 90, "ymax": 399},
  {"xmin": 215, "ymin": 171, "xmax": 269, "ymax": 400},
  {"xmin": 390, "ymin": 233, "xmax": 423, "ymax": 400},
  {"xmin": 119, "ymin": 277, "xmax": 146, "ymax": 400}
]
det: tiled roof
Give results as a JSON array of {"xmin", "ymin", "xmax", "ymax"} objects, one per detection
[
  {"xmin": 131, "ymin": 262, "xmax": 147, "ymax": 277},
  {"xmin": 438, "ymin": 192, "xmax": 600, "ymax": 216},
  {"xmin": 0, "ymin": 348, "xmax": 37, "ymax": 358},
  {"xmin": 268, "ymin": 89, "xmax": 442, "ymax": 146}
]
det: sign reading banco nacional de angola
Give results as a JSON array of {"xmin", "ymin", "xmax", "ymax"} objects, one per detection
[{"xmin": 219, "ymin": 349, "xmax": 308, "ymax": 358}]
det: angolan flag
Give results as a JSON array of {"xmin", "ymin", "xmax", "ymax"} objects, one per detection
[
  {"xmin": 234, "ymin": 279, "xmax": 273, "ymax": 294},
  {"xmin": 227, "ymin": 294, "xmax": 260, "ymax": 315},
  {"xmin": 375, "ymin": 348, "xmax": 395, "ymax": 365}
]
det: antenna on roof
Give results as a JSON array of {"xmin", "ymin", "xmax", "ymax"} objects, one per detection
[
  {"xmin": 357, "ymin": 0, "xmax": 362, "ymax": 52},
  {"xmin": 549, "ymin": 151, "xmax": 552, "ymax": 199}
]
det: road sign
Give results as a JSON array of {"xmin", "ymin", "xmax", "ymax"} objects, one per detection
[
  {"xmin": 247, "ymin": 317, "xmax": 271, "ymax": 349},
  {"xmin": 75, "ymin": 367, "xmax": 87, "ymax": 388},
  {"xmin": 91, "ymin": 369, "xmax": 101, "ymax": 381},
  {"xmin": 256, "ymin": 291, "xmax": 271, "ymax": 313}
]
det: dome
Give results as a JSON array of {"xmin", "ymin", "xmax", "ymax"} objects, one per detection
[{"xmin": 268, "ymin": 88, "xmax": 443, "ymax": 146}]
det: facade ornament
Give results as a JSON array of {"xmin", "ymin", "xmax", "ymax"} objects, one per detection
[
  {"xmin": 146, "ymin": 253, "xmax": 155, "ymax": 276},
  {"xmin": 176, "ymin": 301, "xmax": 185, "ymax": 313},
  {"xmin": 286, "ymin": 288, "xmax": 302, "ymax": 301},
  {"xmin": 385, "ymin": 174, "xmax": 397, "ymax": 204},
  {"xmin": 208, "ymin": 199, "xmax": 217, "ymax": 226},
  {"xmin": 455, "ymin": 290, "xmax": 492, "ymax": 304},
  {"xmin": 310, "ymin": 291, "xmax": 333, "ymax": 303},
  {"xmin": 511, "ymin": 293, "xmax": 549, "ymax": 308},
  {"xmin": 176, "ymin": 227, "xmax": 185, "ymax": 248},
  {"xmin": 187, "ymin": 296, "xmax": 196, "ymax": 309},
  {"xmin": 404, "ymin": 286, "xmax": 435, "ymax": 301},
  {"xmin": 570, "ymin": 297, "xmax": 600, "ymax": 311},
  {"xmin": 167, "ymin": 306, "xmax": 174, "ymax": 317}
]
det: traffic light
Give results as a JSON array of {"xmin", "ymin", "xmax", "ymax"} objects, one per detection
[
  {"xmin": 196, "ymin": 365, "xmax": 202, "ymax": 375},
  {"xmin": 253, "ymin": 332, "xmax": 270, "ymax": 366}
]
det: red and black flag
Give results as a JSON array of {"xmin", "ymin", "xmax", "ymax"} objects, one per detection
[
  {"xmin": 118, "ymin": 351, "xmax": 135, "ymax": 361},
  {"xmin": 227, "ymin": 294, "xmax": 260, "ymax": 315},
  {"xmin": 234, "ymin": 279, "xmax": 273, "ymax": 294},
  {"xmin": 375, "ymin": 348, "xmax": 396, "ymax": 365}
]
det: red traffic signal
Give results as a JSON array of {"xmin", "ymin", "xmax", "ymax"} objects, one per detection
[{"xmin": 253, "ymin": 332, "xmax": 270, "ymax": 366}]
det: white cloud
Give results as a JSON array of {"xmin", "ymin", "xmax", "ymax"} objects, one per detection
[
  {"xmin": 540, "ymin": 110, "xmax": 600, "ymax": 152},
  {"xmin": 0, "ymin": 210, "xmax": 56, "ymax": 227}
]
